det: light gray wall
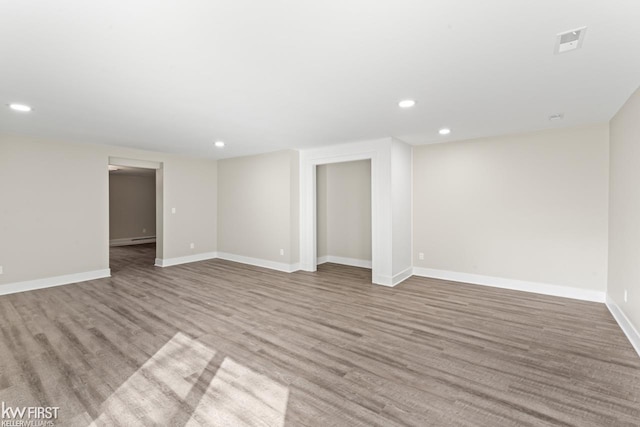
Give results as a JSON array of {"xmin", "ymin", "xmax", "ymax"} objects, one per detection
[
  {"xmin": 217, "ymin": 149, "xmax": 299, "ymax": 265},
  {"xmin": 316, "ymin": 160, "xmax": 372, "ymax": 262},
  {"xmin": 162, "ymin": 155, "xmax": 217, "ymax": 259},
  {"xmin": 413, "ymin": 124, "xmax": 610, "ymax": 292},
  {"xmin": 109, "ymin": 173, "xmax": 156, "ymax": 240},
  {"xmin": 290, "ymin": 151, "xmax": 300, "ymax": 264},
  {"xmin": 608, "ymin": 86, "xmax": 640, "ymax": 333},
  {"xmin": 0, "ymin": 116, "xmax": 622, "ymax": 304},
  {"xmin": 0, "ymin": 136, "xmax": 217, "ymax": 286}
]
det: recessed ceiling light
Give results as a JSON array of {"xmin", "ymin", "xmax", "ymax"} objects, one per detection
[
  {"xmin": 9, "ymin": 103, "xmax": 32, "ymax": 112},
  {"xmin": 439, "ymin": 128, "xmax": 451, "ymax": 135},
  {"xmin": 549, "ymin": 113, "xmax": 564, "ymax": 121},
  {"xmin": 398, "ymin": 99, "xmax": 416, "ymax": 108},
  {"xmin": 214, "ymin": 141, "xmax": 225, "ymax": 148}
]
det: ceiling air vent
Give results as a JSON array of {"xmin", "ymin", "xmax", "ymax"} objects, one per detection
[{"xmin": 554, "ymin": 27, "xmax": 587, "ymax": 54}]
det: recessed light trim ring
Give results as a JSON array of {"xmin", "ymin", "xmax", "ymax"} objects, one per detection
[
  {"xmin": 9, "ymin": 103, "xmax": 32, "ymax": 112},
  {"xmin": 398, "ymin": 99, "xmax": 416, "ymax": 108}
]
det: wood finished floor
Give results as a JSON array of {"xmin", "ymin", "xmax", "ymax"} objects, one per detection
[{"xmin": 0, "ymin": 244, "xmax": 639, "ymax": 426}]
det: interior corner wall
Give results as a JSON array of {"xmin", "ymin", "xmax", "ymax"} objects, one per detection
[
  {"xmin": 608, "ymin": 86, "xmax": 640, "ymax": 336},
  {"xmin": 316, "ymin": 160, "xmax": 372, "ymax": 263},
  {"xmin": 109, "ymin": 173, "xmax": 156, "ymax": 241},
  {"xmin": 0, "ymin": 136, "xmax": 217, "ymax": 288},
  {"xmin": 412, "ymin": 124, "xmax": 610, "ymax": 293},
  {"xmin": 217, "ymin": 149, "xmax": 300, "ymax": 267}
]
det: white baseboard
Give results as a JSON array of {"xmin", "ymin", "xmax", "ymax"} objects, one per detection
[
  {"xmin": 372, "ymin": 274, "xmax": 393, "ymax": 287},
  {"xmin": 0, "ymin": 269, "xmax": 111, "ymax": 296},
  {"xmin": 317, "ymin": 255, "xmax": 372, "ymax": 269},
  {"xmin": 217, "ymin": 252, "xmax": 300, "ymax": 273},
  {"xmin": 155, "ymin": 252, "xmax": 218, "ymax": 268},
  {"xmin": 110, "ymin": 236, "xmax": 156, "ymax": 247},
  {"xmin": 412, "ymin": 267, "xmax": 606, "ymax": 303},
  {"xmin": 299, "ymin": 263, "xmax": 314, "ymax": 272},
  {"xmin": 606, "ymin": 295, "xmax": 640, "ymax": 358},
  {"xmin": 155, "ymin": 251, "xmax": 300, "ymax": 273},
  {"xmin": 372, "ymin": 266, "xmax": 414, "ymax": 287},
  {"xmin": 393, "ymin": 266, "xmax": 413, "ymax": 286}
]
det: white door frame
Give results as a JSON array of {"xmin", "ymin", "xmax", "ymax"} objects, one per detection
[
  {"xmin": 299, "ymin": 138, "xmax": 394, "ymax": 285},
  {"xmin": 108, "ymin": 157, "xmax": 164, "ymax": 262}
]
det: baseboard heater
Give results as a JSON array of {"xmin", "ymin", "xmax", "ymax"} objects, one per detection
[{"xmin": 110, "ymin": 236, "xmax": 157, "ymax": 247}]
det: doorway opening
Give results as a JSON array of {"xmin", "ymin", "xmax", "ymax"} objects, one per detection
[
  {"xmin": 315, "ymin": 159, "xmax": 372, "ymax": 277},
  {"xmin": 108, "ymin": 157, "xmax": 163, "ymax": 274}
]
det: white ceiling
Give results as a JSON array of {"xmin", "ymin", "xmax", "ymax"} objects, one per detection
[{"xmin": 1, "ymin": 1, "xmax": 639, "ymax": 159}]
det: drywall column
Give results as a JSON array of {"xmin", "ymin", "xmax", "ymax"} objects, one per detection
[
  {"xmin": 391, "ymin": 138, "xmax": 413, "ymax": 282},
  {"xmin": 300, "ymin": 137, "xmax": 411, "ymax": 286}
]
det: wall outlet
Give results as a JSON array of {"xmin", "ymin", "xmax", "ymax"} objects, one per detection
[
  {"xmin": 190, "ymin": 243, "xmax": 195, "ymax": 249},
  {"xmin": 280, "ymin": 249, "xmax": 284, "ymax": 256},
  {"xmin": 0, "ymin": 266, "xmax": 3, "ymax": 275},
  {"xmin": 624, "ymin": 289, "xmax": 628, "ymax": 303},
  {"xmin": 142, "ymin": 228, "xmax": 146, "ymax": 234},
  {"xmin": 171, "ymin": 207, "xmax": 176, "ymax": 214},
  {"xmin": 418, "ymin": 252, "xmax": 424, "ymax": 260}
]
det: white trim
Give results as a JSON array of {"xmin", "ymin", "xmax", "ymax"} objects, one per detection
[
  {"xmin": 372, "ymin": 266, "xmax": 414, "ymax": 287},
  {"xmin": 372, "ymin": 274, "xmax": 393, "ymax": 287},
  {"xmin": 299, "ymin": 138, "xmax": 392, "ymax": 287},
  {"xmin": 606, "ymin": 295, "xmax": 640, "ymax": 358},
  {"xmin": 110, "ymin": 237, "xmax": 156, "ymax": 247},
  {"xmin": 0, "ymin": 269, "xmax": 111, "ymax": 296},
  {"xmin": 216, "ymin": 252, "xmax": 300, "ymax": 273},
  {"xmin": 109, "ymin": 157, "xmax": 161, "ymax": 169},
  {"xmin": 412, "ymin": 267, "xmax": 606, "ymax": 303},
  {"xmin": 155, "ymin": 252, "xmax": 218, "ymax": 268},
  {"xmin": 317, "ymin": 255, "xmax": 372, "ymax": 269},
  {"xmin": 392, "ymin": 266, "xmax": 413, "ymax": 286},
  {"xmin": 155, "ymin": 251, "xmax": 302, "ymax": 273}
]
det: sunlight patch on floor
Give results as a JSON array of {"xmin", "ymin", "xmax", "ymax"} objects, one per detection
[
  {"xmin": 88, "ymin": 332, "xmax": 289, "ymax": 426},
  {"xmin": 89, "ymin": 332, "xmax": 215, "ymax": 425},
  {"xmin": 185, "ymin": 357, "xmax": 289, "ymax": 427}
]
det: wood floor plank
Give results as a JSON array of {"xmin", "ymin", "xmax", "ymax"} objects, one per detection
[{"xmin": 0, "ymin": 243, "xmax": 638, "ymax": 426}]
